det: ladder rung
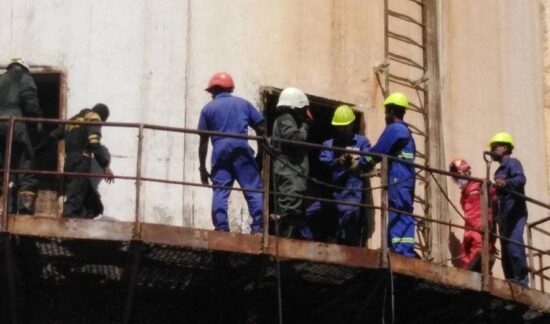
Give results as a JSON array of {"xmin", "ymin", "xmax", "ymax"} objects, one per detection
[
  {"xmin": 388, "ymin": 10, "xmax": 424, "ymax": 28},
  {"xmin": 389, "ymin": 74, "xmax": 427, "ymax": 91},
  {"xmin": 408, "ymin": 124, "xmax": 427, "ymax": 137},
  {"xmin": 405, "ymin": 0, "xmax": 424, "ymax": 6},
  {"xmin": 388, "ymin": 31, "xmax": 425, "ymax": 49},
  {"xmin": 389, "ymin": 53, "xmax": 425, "ymax": 71}
]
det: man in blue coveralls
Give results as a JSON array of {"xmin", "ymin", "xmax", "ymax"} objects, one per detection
[
  {"xmin": 198, "ymin": 72, "xmax": 264, "ymax": 234},
  {"xmin": 489, "ymin": 132, "xmax": 528, "ymax": 285},
  {"xmin": 368, "ymin": 92, "xmax": 416, "ymax": 257},
  {"xmin": 318, "ymin": 105, "xmax": 371, "ymax": 246}
]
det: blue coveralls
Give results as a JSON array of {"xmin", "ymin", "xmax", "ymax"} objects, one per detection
[
  {"xmin": 197, "ymin": 92, "xmax": 264, "ymax": 234},
  {"xmin": 318, "ymin": 134, "xmax": 371, "ymax": 246},
  {"xmin": 370, "ymin": 121, "xmax": 416, "ymax": 257},
  {"xmin": 494, "ymin": 156, "xmax": 528, "ymax": 285}
]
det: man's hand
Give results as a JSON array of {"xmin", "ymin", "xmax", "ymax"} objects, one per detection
[
  {"xmin": 336, "ymin": 153, "xmax": 352, "ymax": 167},
  {"xmin": 495, "ymin": 178, "xmax": 507, "ymax": 188},
  {"xmin": 348, "ymin": 158, "xmax": 361, "ymax": 174},
  {"xmin": 104, "ymin": 166, "xmax": 115, "ymax": 184},
  {"xmin": 199, "ymin": 167, "xmax": 210, "ymax": 185}
]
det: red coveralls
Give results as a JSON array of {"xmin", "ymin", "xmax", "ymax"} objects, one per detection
[{"xmin": 460, "ymin": 180, "xmax": 496, "ymax": 269}]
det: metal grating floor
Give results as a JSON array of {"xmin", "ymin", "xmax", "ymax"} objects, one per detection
[{"xmin": 0, "ymin": 234, "xmax": 549, "ymax": 324}]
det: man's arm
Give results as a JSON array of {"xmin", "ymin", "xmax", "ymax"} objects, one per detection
[
  {"xmin": 199, "ymin": 135, "xmax": 210, "ymax": 184},
  {"xmin": 251, "ymin": 121, "xmax": 266, "ymax": 167}
]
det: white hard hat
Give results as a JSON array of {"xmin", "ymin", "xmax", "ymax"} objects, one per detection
[
  {"xmin": 276, "ymin": 87, "xmax": 309, "ymax": 109},
  {"xmin": 7, "ymin": 57, "xmax": 30, "ymax": 71}
]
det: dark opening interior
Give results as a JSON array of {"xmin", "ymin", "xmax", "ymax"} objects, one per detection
[
  {"xmin": 260, "ymin": 87, "xmax": 366, "ymax": 242},
  {"xmin": 29, "ymin": 73, "xmax": 62, "ymax": 190}
]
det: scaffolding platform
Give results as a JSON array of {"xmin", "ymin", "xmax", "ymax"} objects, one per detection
[{"xmin": 0, "ymin": 216, "xmax": 549, "ymax": 323}]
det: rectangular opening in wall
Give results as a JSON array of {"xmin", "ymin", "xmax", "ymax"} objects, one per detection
[
  {"xmin": 30, "ymin": 71, "xmax": 65, "ymax": 216},
  {"xmin": 259, "ymin": 87, "xmax": 373, "ymax": 245}
]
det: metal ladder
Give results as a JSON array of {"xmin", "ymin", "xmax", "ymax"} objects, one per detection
[{"xmin": 375, "ymin": 0, "xmax": 432, "ymax": 259}]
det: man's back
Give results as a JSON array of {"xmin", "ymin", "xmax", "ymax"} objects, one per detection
[
  {"xmin": 0, "ymin": 67, "xmax": 41, "ymax": 117},
  {"xmin": 198, "ymin": 92, "xmax": 262, "ymax": 146}
]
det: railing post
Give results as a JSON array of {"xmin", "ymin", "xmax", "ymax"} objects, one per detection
[
  {"xmin": 380, "ymin": 156, "xmax": 389, "ymax": 267},
  {"xmin": 1, "ymin": 117, "xmax": 14, "ymax": 232},
  {"xmin": 539, "ymin": 254, "xmax": 545, "ymax": 293},
  {"xmin": 261, "ymin": 139, "xmax": 271, "ymax": 252},
  {"xmin": 480, "ymin": 179, "xmax": 490, "ymax": 291},
  {"xmin": 527, "ymin": 226, "xmax": 536, "ymax": 289},
  {"xmin": 134, "ymin": 124, "xmax": 144, "ymax": 239}
]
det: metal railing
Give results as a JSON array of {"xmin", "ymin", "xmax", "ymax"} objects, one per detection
[{"xmin": 0, "ymin": 116, "xmax": 550, "ymax": 293}]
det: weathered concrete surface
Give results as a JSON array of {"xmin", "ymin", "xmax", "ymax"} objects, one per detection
[{"xmin": 440, "ymin": 0, "xmax": 549, "ymax": 281}]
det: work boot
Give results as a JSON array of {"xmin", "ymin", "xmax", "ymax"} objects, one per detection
[{"xmin": 17, "ymin": 191, "xmax": 36, "ymax": 215}]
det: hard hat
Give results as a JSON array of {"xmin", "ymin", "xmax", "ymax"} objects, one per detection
[
  {"xmin": 276, "ymin": 87, "xmax": 309, "ymax": 109},
  {"xmin": 449, "ymin": 158, "xmax": 471, "ymax": 174},
  {"xmin": 7, "ymin": 57, "xmax": 30, "ymax": 71},
  {"xmin": 383, "ymin": 92, "xmax": 409, "ymax": 109},
  {"xmin": 489, "ymin": 132, "xmax": 514, "ymax": 149},
  {"xmin": 205, "ymin": 72, "xmax": 234, "ymax": 91},
  {"xmin": 331, "ymin": 105, "xmax": 356, "ymax": 126}
]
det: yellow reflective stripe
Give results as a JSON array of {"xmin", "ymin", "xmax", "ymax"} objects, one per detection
[
  {"xmin": 365, "ymin": 156, "xmax": 374, "ymax": 163},
  {"xmin": 88, "ymin": 134, "xmax": 99, "ymax": 140},
  {"xmin": 89, "ymin": 139, "xmax": 99, "ymax": 144},
  {"xmin": 391, "ymin": 237, "xmax": 415, "ymax": 244},
  {"xmin": 398, "ymin": 152, "xmax": 414, "ymax": 159}
]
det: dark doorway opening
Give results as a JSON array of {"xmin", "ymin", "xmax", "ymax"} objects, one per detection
[
  {"xmin": 260, "ymin": 87, "xmax": 372, "ymax": 244},
  {"xmin": 30, "ymin": 72, "xmax": 64, "ymax": 216}
]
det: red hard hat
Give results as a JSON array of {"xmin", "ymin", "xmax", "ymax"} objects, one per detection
[
  {"xmin": 449, "ymin": 158, "xmax": 471, "ymax": 174},
  {"xmin": 205, "ymin": 72, "xmax": 234, "ymax": 91}
]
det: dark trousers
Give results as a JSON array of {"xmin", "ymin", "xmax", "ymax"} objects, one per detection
[
  {"xmin": 62, "ymin": 153, "xmax": 102, "ymax": 218},
  {"xmin": 0, "ymin": 131, "xmax": 37, "ymax": 213}
]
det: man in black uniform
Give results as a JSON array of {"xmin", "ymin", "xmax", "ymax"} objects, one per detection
[
  {"xmin": 39, "ymin": 104, "xmax": 113, "ymax": 218},
  {"xmin": 0, "ymin": 57, "xmax": 43, "ymax": 214}
]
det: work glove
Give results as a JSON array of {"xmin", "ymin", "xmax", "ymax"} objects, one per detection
[
  {"xmin": 199, "ymin": 167, "xmax": 210, "ymax": 185},
  {"xmin": 348, "ymin": 158, "xmax": 362, "ymax": 175}
]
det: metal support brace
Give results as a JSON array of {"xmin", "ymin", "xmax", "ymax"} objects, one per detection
[
  {"xmin": 2, "ymin": 233, "xmax": 18, "ymax": 324},
  {"xmin": 527, "ymin": 227, "xmax": 536, "ymax": 289},
  {"xmin": 261, "ymin": 139, "xmax": 271, "ymax": 252},
  {"xmin": 1, "ymin": 117, "xmax": 14, "ymax": 231},
  {"xmin": 380, "ymin": 157, "xmax": 389, "ymax": 268},
  {"xmin": 122, "ymin": 240, "xmax": 143, "ymax": 324},
  {"xmin": 480, "ymin": 180, "xmax": 490, "ymax": 291},
  {"xmin": 133, "ymin": 125, "xmax": 144, "ymax": 240}
]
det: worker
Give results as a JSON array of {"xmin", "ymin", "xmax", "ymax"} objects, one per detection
[
  {"xmin": 449, "ymin": 158, "xmax": 496, "ymax": 271},
  {"xmin": 37, "ymin": 104, "xmax": 114, "ymax": 218},
  {"xmin": 271, "ymin": 87, "xmax": 314, "ymax": 239},
  {"xmin": 0, "ymin": 57, "xmax": 43, "ymax": 214},
  {"xmin": 489, "ymin": 132, "xmax": 528, "ymax": 285},
  {"xmin": 318, "ymin": 105, "xmax": 371, "ymax": 246},
  {"xmin": 368, "ymin": 92, "xmax": 416, "ymax": 257},
  {"xmin": 197, "ymin": 72, "xmax": 264, "ymax": 234}
]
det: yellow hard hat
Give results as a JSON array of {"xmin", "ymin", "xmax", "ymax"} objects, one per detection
[
  {"xmin": 489, "ymin": 132, "xmax": 514, "ymax": 149},
  {"xmin": 383, "ymin": 92, "xmax": 409, "ymax": 109},
  {"xmin": 332, "ymin": 105, "xmax": 356, "ymax": 126}
]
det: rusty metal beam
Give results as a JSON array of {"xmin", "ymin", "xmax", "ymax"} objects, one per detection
[
  {"xmin": 121, "ymin": 240, "xmax": 143, "ymax": 324},
  {"xmin": 4, "ymin": 216, "xmax": 550, "ymax": 313}
]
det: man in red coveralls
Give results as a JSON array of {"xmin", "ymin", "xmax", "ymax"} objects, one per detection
[{"xmin": 449, "ymin": 158, "xmax": 496, "ymax": 272}]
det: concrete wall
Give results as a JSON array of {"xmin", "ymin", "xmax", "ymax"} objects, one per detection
[
  {"xmin": 0, "ymin": 0, "xmax": 384, "ymax": 230},
  {"xmin": 440, "ymin": 0, "xmax": 549, "ymax": 279}
]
